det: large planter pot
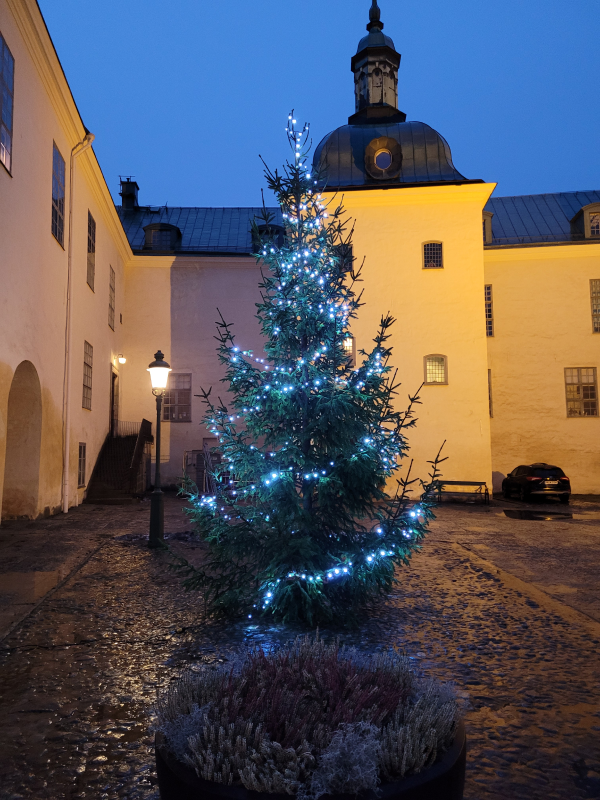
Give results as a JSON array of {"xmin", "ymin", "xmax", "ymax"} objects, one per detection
[{"xmin": 155, "ymin": 721, "xmax": 466, "ymax": 800}]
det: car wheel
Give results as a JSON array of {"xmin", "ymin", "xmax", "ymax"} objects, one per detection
[
  {"xmin": 502, "ymin": 486, "xmax": 511, "ymax": 499},
  {"xmin": 559, "ymin": 495, "xmax": 570, "ymax": 505},
  {"xmin": 519, "ymin": 486, "xmax": 528, "ymax": 502}
]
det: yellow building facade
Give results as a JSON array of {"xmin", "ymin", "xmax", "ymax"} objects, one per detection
[{"xmin": 1, "ymin": 0, "xmax": 599, "ymax": 521}]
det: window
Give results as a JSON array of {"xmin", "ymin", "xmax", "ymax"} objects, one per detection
[
  {"xmin": 565, "ymin": 367, "xmax": 598, "ymax": 417},
  {"xmin": 488, "ymin": 369, "xmax": 493, "ymax": 417},
  {"xmin": 163, "ymin": 373, "xmax": 191, "ymax": 422},
  {"xmin": 52, "ymin": 144, "xmax": 65, "ymax": 246},
  {"xmin": 424, "ymin": 355, "xmax": 448, "ymax": 385},
  {"xmin": 590, "ymin": 280, "xmax": 600, "ymax": 333},
  {"xmin": 87, "ymin": 211, "xmax": 96, "ymax": 290},
  {"xmin": 485, "ymin": 285, "xmax": 494, "ymax": 336},
  {"xmin": 78, "ymin": 443, "xmax": 86, "ymax": 487},
  {"xmin": 0, "ymin": 31, "xmax": 14, "ymax": 173},
  {"xmin": 571, "ymin": 204, "xmax": 600, "ymax": 239},
  {"xmin": 82, "ymin": 341, "xmax": 93, "ymax": 410},
  {"xmin": 482, "ymin": 211, "xmax": 493, "ymax": 245},
  {"xmin": 152, "ymin": 229, "xmax": 171, "ymax": 249},
  {"xmin": 423, "ymin": 242, "xmax": 443, "ymax": 269},
  {"xmin": 343, "ymin": 334, "xmax": 356, "ymax": 367},
  {"xmin": 108, "ymin": 266, "xmax": 115, "ymax": 330}
]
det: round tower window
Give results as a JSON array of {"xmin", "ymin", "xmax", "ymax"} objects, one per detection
[{"xmin": 375, "ymin": 149, "xmax": 392, "ymax": 170}]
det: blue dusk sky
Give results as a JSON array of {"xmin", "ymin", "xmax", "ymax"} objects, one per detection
[{"xmin": 38, "ymin": 0, "xmax": 600, "ymax": 208}]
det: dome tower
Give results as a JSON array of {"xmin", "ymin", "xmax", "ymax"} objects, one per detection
[{"xmin": 313, "ymin": 2, "xmax": 480, "ymax": 190}]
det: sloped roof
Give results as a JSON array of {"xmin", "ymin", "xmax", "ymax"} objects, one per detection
[
  {"xmin": 116, "ymin": 190, "xmax": 600, "ymax": 255},
  {"xmin": 117, "ymin": 206, "xmax": 283, "ymax": 255},
  {"xmin": 485, "ymin": 190, "xmax": 600, "ymax": 246}
]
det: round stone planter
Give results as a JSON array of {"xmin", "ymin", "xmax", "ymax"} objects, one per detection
[{"xmin": 155, "ymin": 721, "xmax": 466, "ymax": 800}]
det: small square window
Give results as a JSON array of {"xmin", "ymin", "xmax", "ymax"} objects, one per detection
[
  {"xmin": 423, "ymin": 242, "xmax": 443, "ymax": 269},
  {"xmin": 424, "ymin": 355, "xmax": 448, "ymax": 384}
]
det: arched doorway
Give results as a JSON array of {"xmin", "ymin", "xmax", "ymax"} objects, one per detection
[{"xmin": 2, "ymin": 361, "xmax": 42, "ymax": 519}]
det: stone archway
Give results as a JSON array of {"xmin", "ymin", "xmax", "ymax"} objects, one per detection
[{"xmin": 2, "ymin": 361, "xmax": 42, "ymax": 519}]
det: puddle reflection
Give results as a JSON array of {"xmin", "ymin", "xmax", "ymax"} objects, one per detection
[{"xmin": 502, "ymin": 510, "xmax": 572, "ymax": 521}]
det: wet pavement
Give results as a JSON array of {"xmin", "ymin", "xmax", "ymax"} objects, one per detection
[{"xmin": 0, "ymin": 495, "xmax": 599, "ymax": 799}]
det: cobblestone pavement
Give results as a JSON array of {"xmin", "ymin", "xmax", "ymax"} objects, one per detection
[{"xmin": 0, "ymin": 496, "xmax": 599, "ymax": 799}]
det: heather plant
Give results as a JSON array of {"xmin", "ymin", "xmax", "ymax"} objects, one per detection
[{"xmin": 155, "ymin": 636, "xmax": 459, "ymax": 795}]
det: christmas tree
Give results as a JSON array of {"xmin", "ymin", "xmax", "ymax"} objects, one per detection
[{"xmin": 178, "ymin": 116, "xmax": 444, "ymax": 624}]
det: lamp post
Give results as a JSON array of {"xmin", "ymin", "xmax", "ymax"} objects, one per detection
[{"xmin": 147, "ymin": 350, "xmax": 171, "ymax": 548}]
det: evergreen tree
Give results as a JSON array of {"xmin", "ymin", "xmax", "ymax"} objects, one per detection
[{"xmin": 179, "ymin": 116, "xmax": 444, "ymax": 624}]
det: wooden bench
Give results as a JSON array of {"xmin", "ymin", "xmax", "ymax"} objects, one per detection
[{"xmin": 434, "ymin": 480, "xmax": 490, "ymax": 505}]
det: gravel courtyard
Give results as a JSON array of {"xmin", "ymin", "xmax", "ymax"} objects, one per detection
[{"xmin": 0, "ymin": 495, "xmax": 599, "ymax": 800}]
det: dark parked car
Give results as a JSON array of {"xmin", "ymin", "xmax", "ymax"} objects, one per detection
[{"xmin": 502, "ymin": 463, "xmax": 571, "ymax": 503}]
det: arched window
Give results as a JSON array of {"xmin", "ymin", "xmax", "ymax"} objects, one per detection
[
  {"xmin": 424, "ymin": 354, "xmax": 448, "ymax": 385},
  {"xmin": 423, "ymin": 242, "xmax": 443, "ymax": 269},
  {"xmin": 142, "ymin": 223, "xmax": 181, "ymax": 251},
  {"xmin": 570, "ymin": 203, "xmax": 600, "ymax": 239}
]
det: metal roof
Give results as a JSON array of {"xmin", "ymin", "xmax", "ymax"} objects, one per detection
[
  {"xmin": 117, "ymin": 206, "xmax": 282, "ymax": 255},
  {"xmin": 485, "ymin": 190, "xmax": 600, "ymax": 246},
  {"xmin": 116, "ymin": 191, "xmax": 600, "ymax": 255},
  {"xmin": 313, "ymin": 121, "xmax": 474, "ymax": 189}
]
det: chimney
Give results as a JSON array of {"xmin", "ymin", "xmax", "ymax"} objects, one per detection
[{"xmin": 119, "ymin": 177, "xmax": 139, "ymax": 210}]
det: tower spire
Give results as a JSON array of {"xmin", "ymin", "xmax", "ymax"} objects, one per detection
[
  {"xmin": 350, "ymin": 0, "xmax": 405, "ymax": 124},
  {"xmin": 367, "ymin": 0, "xmax": 383, "ymax": 32}
]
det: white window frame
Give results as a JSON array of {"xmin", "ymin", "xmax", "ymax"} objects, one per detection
[{"xmin": 424, "ymin": 354, "xmax": 448, "ymax": 385}]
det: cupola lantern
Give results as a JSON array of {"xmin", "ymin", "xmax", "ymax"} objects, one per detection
[{"xmin": 350, "ymin": 1, "xmax": 405, "ymax": 124}]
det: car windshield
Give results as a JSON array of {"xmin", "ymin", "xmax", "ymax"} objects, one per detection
[{"xmin": 532, "ymin": 468, "xmax": 565, "ymax": 479}]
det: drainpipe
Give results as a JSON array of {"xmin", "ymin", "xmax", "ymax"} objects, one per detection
[{"xmin": 62, "ymin": 132, "xmax": 95, "ymax": 514}]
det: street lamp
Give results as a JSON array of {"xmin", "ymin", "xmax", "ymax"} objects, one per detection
[{"xmin": 147, "ymin": 350, "xmax": 171, "ymax": 548}]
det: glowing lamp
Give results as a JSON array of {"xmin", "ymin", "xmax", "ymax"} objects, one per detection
[
  {"xmin": 147, "ymin": 350, "xmax": 171, "ymax": 392},
  {"xmin": 118, "ymin": 354, "xmax": 127, "ymax": 364}
]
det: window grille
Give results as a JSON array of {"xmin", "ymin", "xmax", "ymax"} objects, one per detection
[
  {"xmin": 163, "ymin": 373, "xmax": 191, "ymax": 422},
  {"xmin": 52, "ymin": 144, "xmax": 65, "ymax": 246},
  {"xmin": 108, "ymin": 266, "xmax": 115, "ymax": 330},
  {"xmin": 78, "ymin": 443, "xmax": 86, "ymax": 487},
  {"xmin": 424, "ymin": 355, "xmax": 448, "ymax": 384},
  {"xmin": 87, "ymin": 211, "xmax": 96, "ymax": 290},
  {"xmin": 485, "ymin": 285, "xmax": 494, "ymax": 336},
  {"xmin": 152, "ymin": 229, "xmax": 172, "ymax": 250},
  {"xmin": 423, "ymin": 242, "xmax": 443, "ymax": 269},
  {"xmin": 488, "ymin": 369, "xmax": 493, "ymax": 418},
  {"xmin": 565, "ymin": 367, "xmax": 598, "ymax": 417},
  {"xmin": 82, "ymin": 341, "xmax": 93, "ymax": 410},
  {"xmin": 0, "ymin": 31, "xmax": 15, "ymax": 172},
  {"xmin": 590, "ymin": 280, "xmax": 600, "ymax": 333},
  {"xmin": 591, "ymin": 213, "xmax": 600, "ymax": 238},
  {"xmin": 343, "ymin": 335, "xmax": 356, "ymax": 367}
]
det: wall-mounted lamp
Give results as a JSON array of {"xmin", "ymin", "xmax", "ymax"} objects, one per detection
[{"xmin": 118, "ymin": 354, "xmax": 127, "ymax": 364}]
